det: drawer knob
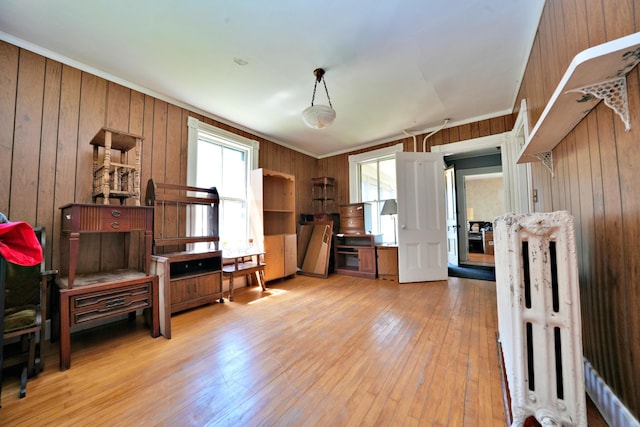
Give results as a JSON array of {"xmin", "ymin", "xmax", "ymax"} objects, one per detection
[
  {"xmin": 111, "ymin": 209, "xmax": 122, "ymax": 218},
  {"xmin": 111, "ymin": 221, "xmax": 121, "ymax": 229}
]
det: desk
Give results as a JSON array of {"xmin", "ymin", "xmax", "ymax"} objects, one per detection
[{"xmin": 222, "ymin": 250, "xmax": 266, "ymax": 301}]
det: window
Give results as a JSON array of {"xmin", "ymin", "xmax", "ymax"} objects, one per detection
[
  {"xmin": 187, "ymin": 117, "xmax": 259, "ymax": 250},
  {"xmin": 348, "ymin": 144, "xmax": 403, "ymax": 243}
]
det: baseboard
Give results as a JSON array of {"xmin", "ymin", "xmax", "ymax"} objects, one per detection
[{"xmin": 584, "ymin": 359, "xmax": 640, "ymax": 427}]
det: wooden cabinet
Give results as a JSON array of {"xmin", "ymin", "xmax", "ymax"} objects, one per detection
[
  {"xmin": 339, "ymin": 202, "xmax": 372, "ymax": 235},
  {"xmin": 334, "ymin": 234, "xmax": 382, "ymax": 279},
  {"xmin": 250, "ymin": 169, "xmax": 297, "ymax": 282},
  {"xmin": 482, "ymin": 230, "xmax": 494, "ymax": 255},
  {"xmin": 145, "ymin": 181, "xmax": 222, "ymax": 338},
  {"xmin": 57, "ymin": 203, "xmax": 159, "ymax": 370},
  {"xmin": 151, "ymin": 250, "xmax": 222, "ymax": 338},
  {"xmin": 264, "ymin": 234, "xmax": 297, "ymax": 282},
  {"xmin": 376, "ymin": 245, "xmax": 398, "ymax": 281}
]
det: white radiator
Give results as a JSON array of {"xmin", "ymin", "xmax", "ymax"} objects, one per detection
[{"xmin": 494, "ymin": 211, "xmax": 587, "ymax": 427}]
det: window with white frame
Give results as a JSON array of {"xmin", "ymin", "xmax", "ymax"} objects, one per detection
[
  {"xmin": 187, "ymin": 117, "xmax": 259, "ymax": 250},
  {"xmin": 348, "ymin": 144, "xmax": 403, "ymax": 243}
]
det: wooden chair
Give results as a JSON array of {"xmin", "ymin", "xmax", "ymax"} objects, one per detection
[{"xmin": 2, "ymin": 227, "xmax": 56, "ymax": 398}]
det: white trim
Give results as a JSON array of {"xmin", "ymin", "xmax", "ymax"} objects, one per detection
[
  {"xmin": 430, "ymin": 133, "xmax": 506, "ymax": 156},
  {"xmin": 348, "ymin": 144, "xmax": 404, "ymax": 203}
]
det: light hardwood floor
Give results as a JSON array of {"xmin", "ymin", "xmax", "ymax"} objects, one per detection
[{"xmin": 1, "ymin": 274, "xmax": 606, "ymax": 426}]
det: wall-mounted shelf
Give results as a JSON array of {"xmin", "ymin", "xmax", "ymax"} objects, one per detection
[{"xmin": 518, "ymin": 32, "xmax": 640, "ymax": 167}]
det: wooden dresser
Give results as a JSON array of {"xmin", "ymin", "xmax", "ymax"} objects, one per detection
[{"xmin": 339, "ymin": 202, "xmax": 372, "ymax": 235}]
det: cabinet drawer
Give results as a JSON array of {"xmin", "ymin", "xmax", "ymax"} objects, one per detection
[
  {"xmin": 340, "ymin": 203, "xmax": 366, "ymax": 217},
  {"xmin": 70, "ymin": 282, "xmax": 152, "ymax": 325},
  {"xmin": 341, "ymin": 217, "xmax": 365, "ymax": 233}
]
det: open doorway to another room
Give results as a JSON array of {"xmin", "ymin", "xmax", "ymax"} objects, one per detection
[{"xmin": 445, "ymin": 149, "xmax": 503, "ymax": 272}]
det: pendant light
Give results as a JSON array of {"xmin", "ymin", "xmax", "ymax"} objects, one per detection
[{"xmin": 302, "ymin": 68, "xmax": 336, "ymax": 129}]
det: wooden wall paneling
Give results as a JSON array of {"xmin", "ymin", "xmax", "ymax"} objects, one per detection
[
  {"xmin": 126, "ymin": 89, "xmax": 147, "ymax": 268},
  {"xmin": 0, "ymin": 41, "xmax": 19, "ymax": 214},
  {"xmin": 615, "ymin": 68, "xmax": 640, "ymax": 411},
  {"xmin": 37, "ymin": 58, "xmax": 62, "ymax": 266},
  {"xmin": 179, "ymin": 109, "xmax": 190, "ymax": 185},
  {"xmin": 584, "ymin": 0, "xmax": 607, "ymax": 46},
  {"xmin": 105, "ymin": 81, "xmax": 131, "ymax": 131},
  {"xmin": 488, "ymin": 117, "xmax": 506, "ymax": 135},
  {"xmin": 458, "ymin": 124, "xmax": 471, "ymax": 142},
  {"xmin": 602, "ymin": 0, "xmax": 634, "ymax": 41},
  {"xmin": 78, "ymin": 73, "xmax": 110, "ymax": 273},
  {"xmin": 151, "ymin": 98, "xmax": 168, "ymax": 182},
  {"xmin": 10, "ymin": 49, "xmax": 45, "ymax": 224},
  {"xmin": 477, "ymin": 118, "xmax": 491, "ymax": 138},
  {"xmin": 141, "ymin": 95, "xmax": 155, "ymax": 193},
  {"xmin": 585, "ymin": 111, "xmax": 609, "ymax": 382},
  {"xmin": 595, "ymin": 101, "xmax": 626, "ymax": 395},
  {"xmin": 52, "ymin": 64, "xmax": 82, "ymax": 270},
  {"xmin": 563, "ymin": 0, "xmax": 590, "ymax": 57},
  {"xmin": 78, "ymin": 72, "xmax": 107, "ymax": 204},
  {"xmin": 573, "ymin": 119, "xmax": 597, "ymax": 371},
  {"xmin": 165, "ymin": 104, "xmax": 183, "ymax": 184}
]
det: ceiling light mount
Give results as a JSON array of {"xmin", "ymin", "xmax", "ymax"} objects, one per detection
[{"xmin": 302, "ymin": 68, "xmax": 336, "ymax": 129}]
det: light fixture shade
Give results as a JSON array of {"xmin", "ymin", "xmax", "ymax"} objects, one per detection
[
  {"xmin": 302, "ymin": 104, "xmax": 336, "ymax": 129},
  {"xmin": 380, "ymin": 199, "xmax": 398, "ymax": 215}
]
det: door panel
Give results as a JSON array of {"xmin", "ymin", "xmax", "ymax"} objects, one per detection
[{"xmin": 396, "ymin": 152, "xmax": 447, "ymax": 282}]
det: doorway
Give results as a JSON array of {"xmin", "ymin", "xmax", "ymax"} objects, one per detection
[{"xmin": 445, "ymin": 152, "xmax": 503, "ymax": 268}]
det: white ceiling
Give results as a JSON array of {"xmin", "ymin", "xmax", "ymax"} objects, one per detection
[{"xmin": 0, "ymin": 0, "xmax": 544, "ymax": 158}]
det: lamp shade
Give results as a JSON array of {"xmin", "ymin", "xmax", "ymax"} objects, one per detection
[
  {"xmin": 380, "ymin": 199, "xmax": 397, "ymax": 215},
  {"xmin": 302, "ymin": 104, "xmax": 336, "ymax": 129}
]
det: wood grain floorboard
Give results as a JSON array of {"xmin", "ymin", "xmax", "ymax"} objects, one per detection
[{"xmin": 0, "ymin": 274, "xmax": 607, "ymax": 426}]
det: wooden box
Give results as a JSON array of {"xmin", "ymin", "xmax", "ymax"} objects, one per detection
[{"xmin": 339, "ymin": 202, "xmax": 372, "ymax": 235}]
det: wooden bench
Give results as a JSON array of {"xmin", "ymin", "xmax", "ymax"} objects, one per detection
[{"xmin": 222, "ymin": 251, "xmax": 266, "ymax": 301}]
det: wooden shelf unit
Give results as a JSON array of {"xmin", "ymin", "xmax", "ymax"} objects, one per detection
[
  {"xmin": 90, "ymin": 127, "xmax": 143, "ymax": 205},
  {"xmin": 250, "ymin": 169, "xmax": 297, "ymax": 282},
  {"xmin": 145, "ymin": 180, "xmax": 222, "ymax": 338},
  {"xmin": 334, "ymin": 234, "xmax": 382, "ymax": 279}
]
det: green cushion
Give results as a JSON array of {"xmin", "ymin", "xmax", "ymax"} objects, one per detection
[{"xmin": 4, "ymin": 305, "xmax": 37, "ymax": 333}]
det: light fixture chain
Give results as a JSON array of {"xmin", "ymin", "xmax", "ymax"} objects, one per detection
[
  {"xmin": 322, "ymin": 78, "xmax": 333, "ymax": 108},
  {"xmin": 310, "ymin": 80, "xmax": 318, "ymax": 106}
]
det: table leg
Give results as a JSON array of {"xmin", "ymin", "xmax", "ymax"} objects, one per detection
[
  {"xmin": 228, "ymin": 275, "xmax": 234, "ymax": 302},
  {"xmin": 59, "ymin": 292, "xmax": 71, "ymax": 370}
]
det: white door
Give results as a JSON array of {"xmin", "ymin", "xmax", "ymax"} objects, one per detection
[
  {"xmin": 396, "ymin": 152, "xmax": 448, "ymax": 283},
  {"xmin": 445, "ymin": 166, "xmax": 459, "ymax": 266}
]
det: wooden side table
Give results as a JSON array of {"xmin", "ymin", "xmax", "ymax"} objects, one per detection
[{"xmin": 376, "ymin": 245, "xmax": 398, "ymax": 281}]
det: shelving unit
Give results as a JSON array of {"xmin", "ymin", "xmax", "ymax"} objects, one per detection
[
  {"xmin": 250, "ymin": 168, "xmax": 297, "ymax": 282},
  {"xmin": 90, "ymin": 127, "xmax": 143, "ymax": 205},
  {"xmin": 518, "ymin": 32, "xmax": 640, "ymax": 171},
  {"xmin": 334, "ymin": 234, "xmax": 382, "ymax": 279},
  {"xmin": 145, "ymin": 180, "xmax": 222, "ymax": 338},
  {"xmin": 312, "ymin": 176, "xmax": 337, "ymax": 215}
]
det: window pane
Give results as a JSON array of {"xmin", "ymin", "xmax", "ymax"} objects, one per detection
[
  {"xmin": 220, "ymin": 199, "xmax": 247, "ymax": 249},
  {"xmin": 360, "ymin": 162, "xmax": 378, "ymax": 202},
  {"xmin": 197, "ymin": 139, "xmax": 222, "ymax": 187},
  {"xmin": 221, "ymin": 146, "xmax": 246, "ymax": 198},
  {"xmin": 379, "ymin": 159, "xmax": 396, "ymax": 200}
]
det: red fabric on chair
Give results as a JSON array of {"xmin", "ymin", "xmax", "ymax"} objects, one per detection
[{"xmin": 0, "ymin": 222, "xmax": 43, "ymax": 266}]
